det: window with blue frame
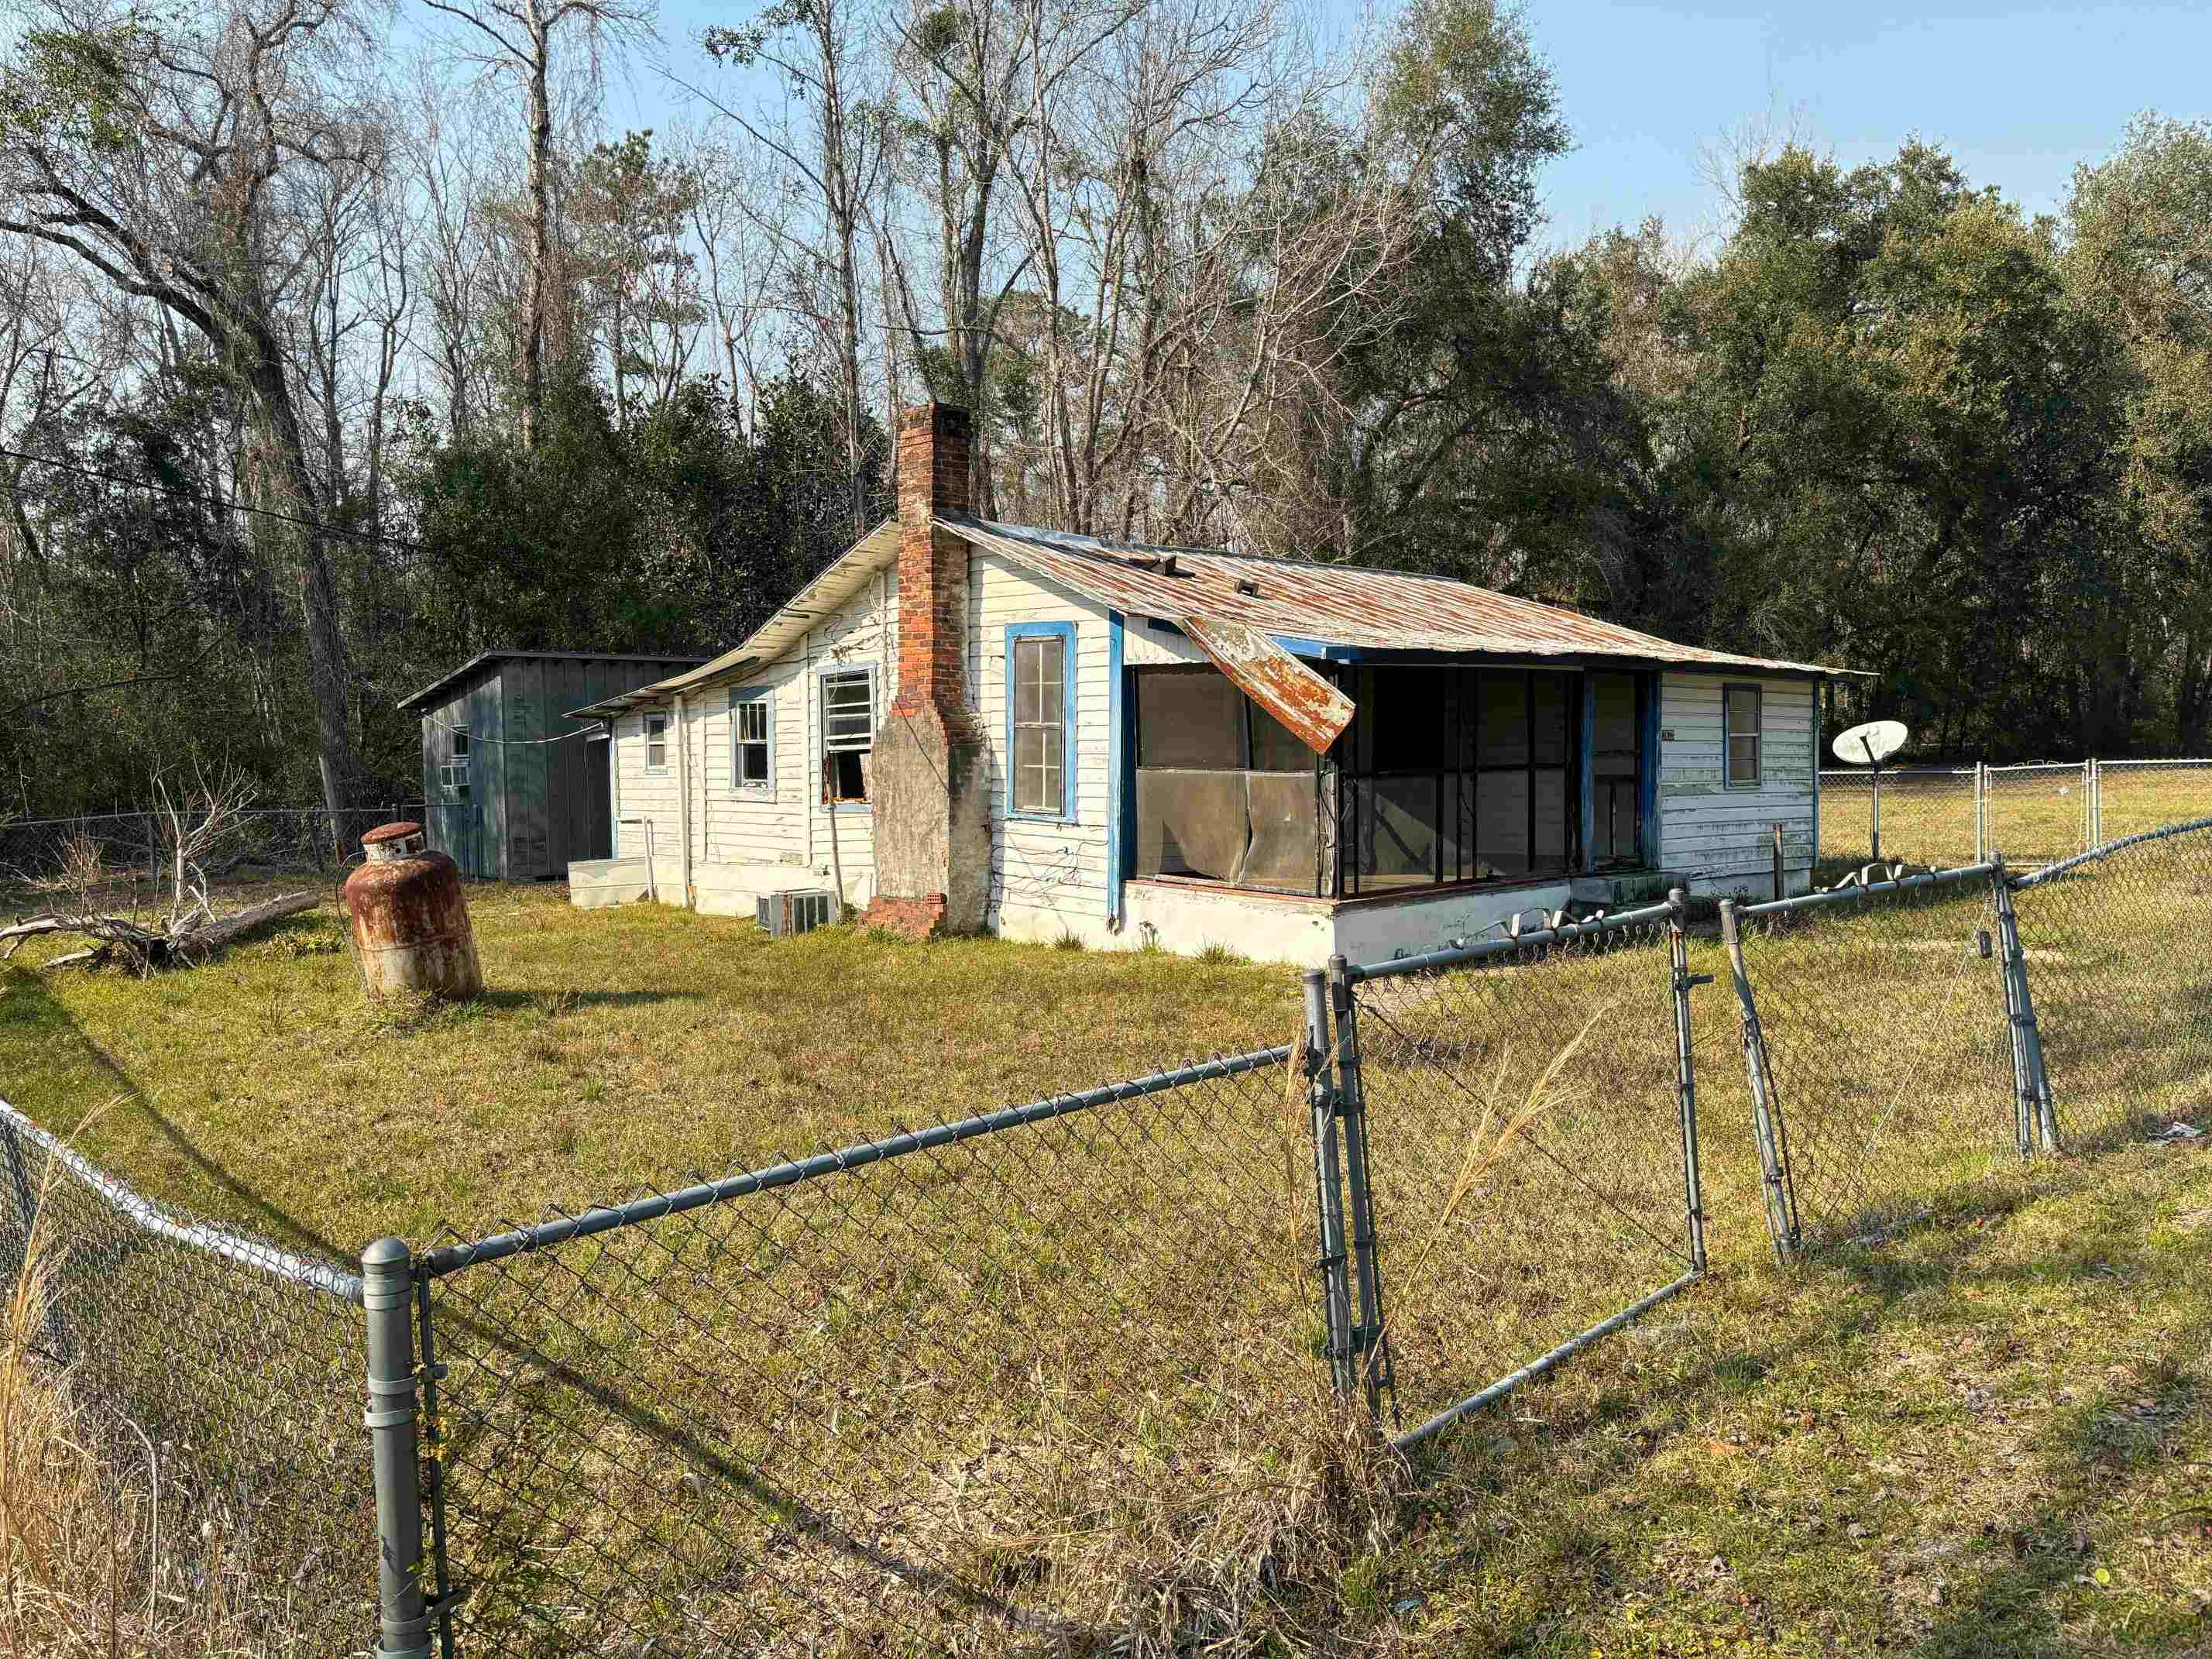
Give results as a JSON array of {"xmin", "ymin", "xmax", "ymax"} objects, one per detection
[{"xmin": 1006, "ymin": 624, "xmax": 1075, "ymax": 819}]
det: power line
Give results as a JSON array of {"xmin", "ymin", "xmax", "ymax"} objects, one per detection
[{"xmin": 0, "ymin": 444, "xmax": 428, "ymax": 555}]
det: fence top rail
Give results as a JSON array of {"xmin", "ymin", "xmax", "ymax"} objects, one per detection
[
  {"xmin": 0, "ymin": 1098, "xmax": 365, "ymax": 1304},
  {"xmin": 1817, "ymin": 768, "xmax": 1976, "ymax": 780},
  {"xmin": 1341, "ymin": 896, "xmax": 1678, "ymax": 985},
  {"xmin": 2011, "ymin": 815, "xmax": 2212, "ymax": 891},
  {"xmin": 1984, "ymin": 761, "xmax": 2086, "ymax": 775},
  {"xmin": 424, "ymin": 1042, "xmax": 1297, "ymax": 1279},
  {"xmin": 2098, "ymin": 757, "xmax": 2212, "ymax": 768},
  {"xmin": 1735, "ymin": 860, "xmax": 1997, "ymax": 920}
]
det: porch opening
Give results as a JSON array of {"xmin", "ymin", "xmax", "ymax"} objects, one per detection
[{"xmin": 1129, "ymin": 660, "xmax": 1652, "ymax": 902}]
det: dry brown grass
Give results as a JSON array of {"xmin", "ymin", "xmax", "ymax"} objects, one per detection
[{"xmin": 0, "ymin": 1150, "xmax": 337, "ymax": 1658}]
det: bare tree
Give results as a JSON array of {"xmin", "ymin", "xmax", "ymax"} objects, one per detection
[
  {"xmin": 695, "ymin": 0, "xmax": 890, "ymax": 543},
  {"xmin": 424, "ymin": 0, "xmax": 656, "ymax": 448},
  {"xmin": 0, "ymin": 0, "xmax": 390, "ymax": 816},
  {"xmin": 683, "ymin": 128, "xmax": 785, "ymax": 426}
]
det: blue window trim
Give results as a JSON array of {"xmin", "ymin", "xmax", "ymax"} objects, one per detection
[
  {"xmin": 1005, "ymin": 621, "xmax": 1078, "ymax": 823},
  {"xmin": 817, "ymin": 661, "xmax": 879, "ymax": 815},
  {"xmin": 1809, "ymin": 675, "xmax": 1823, "ymax": 886},
  {"xmin": 1723, "ymin": 680, "xmax": 1764, "ymax": 789},
  {"xmin": 1107, "ymin": 613, "xmax": 1126, "ymax": 926},
  {"xmin": 1640, "ymin": 672, "xmax": 1662, "ymax": 867},
  {"xmin": 1578, "ymin": 675, "xmax": 1597, "ymax": 873},
  {"xmin": 730, "ymin": 685, "xmax": 775, "ymax": 795}
]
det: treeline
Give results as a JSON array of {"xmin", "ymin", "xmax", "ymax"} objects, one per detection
[{"xmin": 1, "ymin": 0, "xmax": 2208, "ymax": 819}]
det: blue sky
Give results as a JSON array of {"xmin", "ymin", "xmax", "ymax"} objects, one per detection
[{"xmin": 604, "ymin": 1, "xmax": 2212, "ymax": 252}]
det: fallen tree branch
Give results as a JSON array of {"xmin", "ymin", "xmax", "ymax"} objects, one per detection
[{"xmin": 0, "ymin": 892, "xmax": 314, "ymax": 971}]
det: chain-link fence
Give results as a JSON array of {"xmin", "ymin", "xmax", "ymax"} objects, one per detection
[
  {"xmin": 0, "ymin": 1103, "xmax": 374, "ymax": 1656},
  {"xmin": 1338, "ymin": 906, "xmax": 1704, "ymax": 1446},
  {"xmin": 1716, "ymin": 868, "xmax": 2018, "ymax": 1249},
  {"xmin": 417, "ymin": 1044, "xmax": 1334, "ymax": 1655},
  {"xmin": 2096, "ymin": 760, "xmax": 2212, "ymax": 843},
  {"xmin": 2012, "ymin": 818, "xmax": 2212, "ymax": 1152},
  {"xmin": 1820, "ymin": 755, "xmax": 2210, "ymax": 871},
  {"xmin": 1818, "ymin": 767, "xmax": 1980, "ymax": 866},
  {"xmin": 0, "ymin": 805, "xmax": 428, "ymax": 900},
  {"xmin": 1984, "ymin": 763, "xmax": 2094, "ymax": 869},
  {"xmin": 7, "ymin": 819, "xmax": 2210, "ymax": 1655}
]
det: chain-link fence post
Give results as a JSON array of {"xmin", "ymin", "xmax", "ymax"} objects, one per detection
[
  {"xmin": 1719, "ymin": 899, "xmax": 1800, "ymax": 1263},
  {"xmin": 1301, "ymin": 970, "xmax": 1357, "ymax": 1403},
  {"xmin": 414, "ymin": 1273, "xmax": 458, "ymax": 1659},
  {"xmin": 1990, "ymin": 856, "xmax": 2034, "ymax": 1160},
  {"xmin": 1989, "ymin": 858, "xmax": 2059, "ymax": 1156},
  {"xmin": 1667, "ymin": 891, "xmax": 1711, "ymax": 1275},
  {"xmin": 363, "ymin": 1239, "xmax": 432, "ymax": 1659},
  {"xmin": 1974, "ymin": 764, "xmax": 1987, "ymax": 863},
  {"xmin": 1327, "ymin": 954, "xmax": 1392, "ymax": 1420}
]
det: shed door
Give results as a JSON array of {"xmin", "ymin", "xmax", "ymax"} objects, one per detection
[{"xmin": 583, "ymin": 735, "xmax": 613, "ymax": 861}]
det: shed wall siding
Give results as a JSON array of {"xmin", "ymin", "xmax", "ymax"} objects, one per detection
[
  {"xmin": 967, "ymin": 553, "xmax": 1116, "ymax": 943},
  {"xmin": 1657, "ymin": 674, "xmax": 1818, "ymax": 898}
]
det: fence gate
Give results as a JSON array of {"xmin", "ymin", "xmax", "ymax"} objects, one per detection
[{"xmin": 1328, "ymin": 898, "xmax": 1709, "ymax": 1449}]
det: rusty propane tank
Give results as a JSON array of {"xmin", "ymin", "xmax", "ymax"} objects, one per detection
[{"xmin": 344, "ymin": 822, "xmax": 484, "ymax": 1001}]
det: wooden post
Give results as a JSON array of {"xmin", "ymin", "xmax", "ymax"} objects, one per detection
[{"xmin": 1771, "ymin": 821, "xmax": 1785, "ymax": 901}]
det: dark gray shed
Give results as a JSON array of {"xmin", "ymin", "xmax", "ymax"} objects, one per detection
[{"xmin": 397, "ymin": 652, "xmax": 705, "ymax": 880}]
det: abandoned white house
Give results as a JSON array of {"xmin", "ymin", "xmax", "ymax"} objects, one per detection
[{"xmin": 563, "ymin": 404, "xmax": 1842, "ymax": 966}]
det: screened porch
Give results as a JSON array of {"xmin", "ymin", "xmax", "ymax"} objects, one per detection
[{"xmin": 1129, "ymin": 661, "xmax": 1654, "ymax": 902}]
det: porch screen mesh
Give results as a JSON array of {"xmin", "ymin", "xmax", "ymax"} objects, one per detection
[{"xmin": 1132, "ymin": 668, "xmax": 1320, "ymax": 895}]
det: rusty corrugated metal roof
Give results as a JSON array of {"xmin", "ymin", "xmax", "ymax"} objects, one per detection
[
  {"xmin": 568, "ymin": 513, "xmax": 1849, "ymax": 721},
  {"xmin": 950, "ymin": 518, "xmax": 1846, "ymax": 675}
]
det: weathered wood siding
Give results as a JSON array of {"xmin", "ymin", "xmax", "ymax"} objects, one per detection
[
  {"xmin": 1656, "ymin": 673, "xmax": 1819, "ymax": 898},
  {"xmin": 967, "ymin": 553, "xmax": 1116, "ymax": 942}
]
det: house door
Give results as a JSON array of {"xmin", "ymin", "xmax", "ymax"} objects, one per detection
[{"xmin": 583, "ymin": 736, "xmax": 613, "ymax": 860}]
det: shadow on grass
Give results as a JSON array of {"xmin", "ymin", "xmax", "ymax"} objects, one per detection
[
  {"xmin": 1900, "ymin": 1310, "xmax": 2209, "ymax": 1655},
  {"xmin": 1, "ymin": 967, "xmax": 1106, "ymax": 1653},
  {"xmin": 1, "ymin": 963, "xmax": 356, "ymax": 1264},
  {"xmin": 473, "ymin": 986, "xmax": 705, "ymax": 1014},
  {"xmin": 1396, "ymin": 1160, "xmax": 2208, "ymax": 1654}
]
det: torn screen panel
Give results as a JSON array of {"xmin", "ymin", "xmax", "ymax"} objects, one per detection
[
  {"xmin": 1134, "ymin": 770, "xmax": 1249, "ymax": 883},
  {"xmin": 1180, "ymin": 615, "xmax": 1354, "ymax": 755},
  {"xmin": 1240, "ymin": 772, "xmax": 1321, "ymax": 892}
]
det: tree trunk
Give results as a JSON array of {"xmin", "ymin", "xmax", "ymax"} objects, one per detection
[{"xmin": 522, "ymin": 13, "xmax": 554, "ymax": 450}]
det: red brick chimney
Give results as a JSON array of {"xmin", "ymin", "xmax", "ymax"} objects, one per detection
[
  {"xmin": 863, "ymin": 404, "xmax": 990, "ymax": 939},
  {"xmin": 891, "ymin": 403, "xmax": 972, "ymax": 723}
]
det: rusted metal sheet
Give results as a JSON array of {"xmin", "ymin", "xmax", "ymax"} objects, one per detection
[
  {"xmin": 1181, "ymin": 614, "xmax": 1354, "ymax": 754},
  {"xmin": 949, "ymin": 517, "xmax": 1849, "ymax": 676},
  {"xmin": 343, "ymin": 823, "xmax": 484, "ymax": 1001}
]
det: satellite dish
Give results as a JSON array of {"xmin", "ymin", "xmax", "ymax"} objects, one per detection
[{"xmin": 1832, "ymin": 720, "xmax": 1908, "ymax": 767}]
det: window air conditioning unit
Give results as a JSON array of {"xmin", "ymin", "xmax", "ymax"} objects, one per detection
[{"xmin": 757, "ymin": 889, "xmax": 837, "ymax": 936}]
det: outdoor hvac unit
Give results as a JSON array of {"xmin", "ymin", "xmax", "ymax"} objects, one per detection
[{"xmin": 757, "ymin": 889, "xmax": 837, "ymax": 936}]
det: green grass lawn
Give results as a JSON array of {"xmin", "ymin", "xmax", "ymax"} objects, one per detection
[
  {"xmin": 0, "ymin": 881, "xmax": 1303, "ymax": 1256},
  {"xmin": 2, "ymin": 871, "xmax": 2207, "ymax": 1654}
]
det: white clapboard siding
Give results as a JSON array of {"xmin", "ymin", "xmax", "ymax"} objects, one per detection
[
  {"xmin": 968, "ymin": 553, "xmax": 1117, "ymax": 940},
  {"xmin": 689, "ymin": 655, "xmax": 811, "ymax": 868},
  {"xmin": 602, "ymin": 569, "xmax": 901, "ymax": 906},
  {"xmin": 1657, "ymin": 675, "xmax": 1819, "ymax": 897},
  {"xmin": 799, "ymin": 570, "xmax": 892, "ymax": 891}
]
